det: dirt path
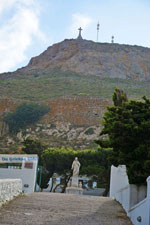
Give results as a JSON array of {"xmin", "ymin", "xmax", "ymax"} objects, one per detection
[{"xmin": 0, "ymin": 193, "xmax": 132, "ymax": 225}]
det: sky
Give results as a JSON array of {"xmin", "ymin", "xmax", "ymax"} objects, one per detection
[{"xmin": 0, "ymin": 0, "xmax": 150, "ymax": 73}]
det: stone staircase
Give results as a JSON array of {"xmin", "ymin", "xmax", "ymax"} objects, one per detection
[{"xmin": 0, "ymin": 193, "xmax": 133, "ymax": 225}]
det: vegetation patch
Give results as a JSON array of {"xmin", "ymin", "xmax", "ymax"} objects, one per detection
[
  {"xmin": 0, "ymin": 70, "xmax": 150, "ymax": 100},
  {"xmin": 96, "ymin": 89, "xmax": 150, "ymax": 184},
  {"xmin": 85, "ymin": 128, "xmax": 95, "ymax": 135},
  {"xmin": 4, "ymin": 102, "xmax": 50, "ymax": 133}
]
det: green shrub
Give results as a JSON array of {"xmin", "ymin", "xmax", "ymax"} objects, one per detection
[
  {"xmin": 85, "ymin": 128, "xmax": 94, "ymax": 135},
  {"xmin": 4, "ymin": 102, "xmax": 50, "ymax": 133}
]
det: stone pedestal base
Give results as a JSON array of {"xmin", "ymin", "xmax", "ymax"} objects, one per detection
[
  {"xmin": 66, "ymin": 187, "xmax": 83, "ymax": 195},
  {"xmin": 71, "ymin": 177, "xmax": 78, "ymax": 187}
]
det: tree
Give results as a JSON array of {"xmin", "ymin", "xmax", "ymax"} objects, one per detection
[
  {"xmin": 22, "ymin": 138, "xmax": 47, "ymax": 165},
  {"xmin": 42, "ymin": 147, "xmax": 75, "ymax": 192},
  {"xmin": 97, "ymin": 89, "xmax": 150, "ymax": 184},
  {"xmin": 22, "ymin": 138, "xmax": 50, "ymax": 190},
  {"xmin": 42, "ymin": 147, "xmax": 111, "ymax": 194},
  {"xmin": 22, "ymin": 142, "xmax": 111, "ymax": 194},
  {"xmin": 112, "ymin": 88, "xmax": 128, "ymax": 106},
  {"xmin": 4, "ymin": 102, "xmax": 50, "ymax": 133}
]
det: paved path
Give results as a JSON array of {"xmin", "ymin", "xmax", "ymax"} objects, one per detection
[{"xmin": 0, "ymin": 193, "xmax": 132, "ymax": 225}]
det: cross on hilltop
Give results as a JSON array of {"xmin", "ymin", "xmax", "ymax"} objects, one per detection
[{"xmin": 77, "ymin": 27, "xmax": 83, "ymax": 40}]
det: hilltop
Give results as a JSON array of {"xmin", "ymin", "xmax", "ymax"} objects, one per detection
[
  {"xmin": 0, "ymin": 38, "xmax": 150, "ymax": 151},
  {"xmin": 0, "ymin": 38, "xmax": 150, "ymax": 101},
  {"xmin": 2, "ymin": 38, "xmax": 150, "ymax": 81}
]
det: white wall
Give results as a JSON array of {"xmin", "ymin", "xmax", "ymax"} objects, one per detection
[
  {"xmin": 110, "ymin": 165, "xmax": 150, "ymax": 225},
  {"xmin": 0, "ymin": 179, "xmax": 22, "ymax": 206},
  {"xmin": 130, "ymin": 184, "xmax": 147, "ymax": 207},
  {"xmin": 114, "ymin": 185, "xmax": 130, "ymax": 212},
  {"xmin": 0, "ymin": 154, "xmax": 38, "ymax": 193},
  {"xmin": 129, "ymin": 199, "xmax": 149, "ymax": 225},
  {"xmin": 0, "ymin": 167, "xmax": 36, "ymax": 193},
  {"xmin": 110, "ymin": 165, "xmax": 129, "ymax": 197}
]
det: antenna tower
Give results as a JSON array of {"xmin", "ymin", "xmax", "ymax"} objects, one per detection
[
  {"xmin": 111, "ymin": 35, "xmax": 114, "ymax": 43},
  {"xmin": 97, "ymin": 22, "xmax": 100, "ymax": 42}
]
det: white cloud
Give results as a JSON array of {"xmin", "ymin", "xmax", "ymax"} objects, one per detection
[
  {"xmin": 0, "ymin": 0, "xmax": 46, "ymax": 73},
  {"xmin": 70, "ymin": 14, "xmax": 93, "ymax": 37},
  {"xmin": 0, "ymin": 0, "xmax": 15, "ymax": 15}
]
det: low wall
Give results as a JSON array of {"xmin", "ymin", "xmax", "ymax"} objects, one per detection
[
  {"xmin": 110, "ymin": 165, "xmax": 129, "ymax": 198},
  {"xmin": 0, "ymin": 179, "xmax": 22, "ymax": 206},
  {"xmin": 130, "ymin": 184, "xmax": 147, "ymax": 208},
  {"xmin": 110, "ymin": 165, "xmax": 150, "ymax": 225},
  {"xmin": 114, "ymin": 185, "xmax": 130, "ymax": 212},
  {"xmin": 129, "ymin": 198, "xmax": 148, "ymax": 225}
]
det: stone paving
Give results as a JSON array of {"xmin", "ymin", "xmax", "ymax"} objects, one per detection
[{"xmin": 0, "ymin": 193, "xmax": 133, "ymax": 225}]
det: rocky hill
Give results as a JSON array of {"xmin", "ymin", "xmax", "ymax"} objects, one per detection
[
  {"xmin": 0, "ymin": 38, "xmax": 150, "ymax": 152},
  {"xmin": 10, "ymin": 38, "xmax": 150, "ymax": 81}
]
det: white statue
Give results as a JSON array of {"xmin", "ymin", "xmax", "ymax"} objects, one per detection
[
  {"xmin": 71, "ymin": 157, "xmax": 80, "ymax": 177},
  {"xmin": 66, "ymin": 157, "xmax": 83, "ymax": 194}
]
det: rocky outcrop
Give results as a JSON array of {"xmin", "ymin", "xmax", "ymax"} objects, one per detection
[
  {"xmin": 0, "ymin": 122, "xmax": 102, "ymax": 150},
  {"xmin": 17, "ymin": 39, "xmax": 150, "ymax": 81},
  {"xmin": 15, "ymin": 122, "xmax": 101, "ymax": 146}
]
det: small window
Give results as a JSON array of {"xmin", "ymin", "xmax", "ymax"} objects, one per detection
[
  {"xmin": 24, "ymin": 162, "xmax": 33, "ymax": 169},
  {"xmin": 0, "ymin": 163, "xmax": 22, "ymax": 169}
]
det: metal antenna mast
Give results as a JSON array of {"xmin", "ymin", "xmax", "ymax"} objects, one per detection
[
  {"xmin": 97, "ymin": 22, "xmax": 100, "ymax": 42},
  {"xmin": 111, "ymin": 35, "xmax": 114, "ymax": 43}
]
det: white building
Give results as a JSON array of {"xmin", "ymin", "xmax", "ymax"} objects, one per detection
[{"xmin": 0, "ymin": 154, "xmax": 38, "ymax": 193}]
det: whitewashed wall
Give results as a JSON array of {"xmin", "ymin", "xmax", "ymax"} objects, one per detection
[
  {"xmin": 110, "ymin": 165, "xmax": 130, "ymax": 211},
  {"xmin": 129, "ymin": 199, "xmax": 148, "ymax": 225},
  {"xmin": 0, "ymin": 179, "xmax": 22, "ymax": 206},
  {"xmin": 114, "ymin": 185, "xmax": 130, "ymax": 212},
  {"xmin": 110, "ymin": 165, "xmax": 129, "ymax": 197},
  {"xmin": 109, "ymin": 165, "xmax": 149, "ymax": 225},
  {"xmin": 0, "ymin": 154, "xmax": 38, "ymax": 193},
  {"xmin": 0, "ymin": 166, "xmax": 37, "ymax": 193},
  {"xmin": 130, "ymin": 184, "xmax": 147, "ymax": 207}
]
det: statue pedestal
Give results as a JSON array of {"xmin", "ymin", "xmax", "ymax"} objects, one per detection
[
  {"xmin": 66, "ymin": 176, "xmax": 83, "ymax": 195},
  {"xmin": 66, "ymin": 186, "xmax": 83, "ymax": 195},
  {"xmin": 71, "ymin": 177, "xmax": 78, "ymax": 187}
]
